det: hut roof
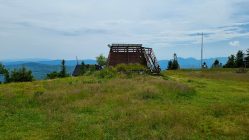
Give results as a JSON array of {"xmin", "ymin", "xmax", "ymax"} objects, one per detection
[{"xmin": 72, "ymin": 65, "xmax": 81, "ymax": 76}]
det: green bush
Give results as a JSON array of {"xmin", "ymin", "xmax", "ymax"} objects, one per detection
[
  {"xmin": 46, "ymin": 71, "xmax": 60, "ymax": 79},
  {"xmin": 115, "ymin": 64, "xmax": 147, "ymax": 73},
  {"xmin": 95, "ymin": 68, "xmax": 117, "ymax": 79},
  {"xmin": 93, "ymin": 64, "xmax": 147, "ymax": 79},
  {"xmin": 9, "ymin": 67, "xmax": 34, "ymax": 82},
  {"xmin": 81, "ymin": 64, "xmax": 99, "ymax": 76}
]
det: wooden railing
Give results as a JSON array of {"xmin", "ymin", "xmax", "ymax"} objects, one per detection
[{"xmin": 143, "ymin": 48, "xmax": 161, "ymax": 73}]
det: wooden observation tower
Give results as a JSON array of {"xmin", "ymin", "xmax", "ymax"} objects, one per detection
[{"xmin": 107, "ymin": 44, "xmax": 161, "ymax": 73}]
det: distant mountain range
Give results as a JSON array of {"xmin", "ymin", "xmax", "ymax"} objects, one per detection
[
  {"xmin": 0, "ymin": 57, "xmax": 228, "ymax": 80},
  {"xmin": 2, "ymin": 59, "xmax": 96, "ymax": 66}
]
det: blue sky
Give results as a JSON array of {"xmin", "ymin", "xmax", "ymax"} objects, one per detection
[{"xmin": 0, "ymin": 0, "xmax": 249, "ymax": 60}]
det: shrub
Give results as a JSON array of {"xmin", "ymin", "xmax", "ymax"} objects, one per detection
[
  {"xmin": 47, "ymin": 71, "xmax": 60, "ymax": 79},
  {"xmin": 115, "ymin": 64, "xmax": 147, "ymax": 73},
  {"xmin": 80, "ymin": 64, "xmax": 100, "ymax": 76},
  {"xmin": 96, "ymin": 54, "xmax": 107, "ymax": 67},
  {"xmin": 95, "ymin": 68, "xmax": 117, "ymax": 79},
  {"xmin": 9, "ymin": 67, "xmax": 33, "ymax": 82}
]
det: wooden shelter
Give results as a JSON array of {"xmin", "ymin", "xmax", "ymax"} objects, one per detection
[{"xmin": 107, "ymin": 44, "xmax": 161, "ymax": 73}]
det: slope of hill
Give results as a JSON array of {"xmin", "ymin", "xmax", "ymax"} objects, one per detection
[{"xmin": 0, "ymin": 70, "xmax": 248, "ymax": 139}]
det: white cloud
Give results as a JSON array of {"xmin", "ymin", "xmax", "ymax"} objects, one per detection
[
  {"xmin": 229, "ymin": 41, "xmax": 240, "ymax": 47},
  {"xmin": 0, "ymin": 0, "xmax": 249, "ymax": 59}
]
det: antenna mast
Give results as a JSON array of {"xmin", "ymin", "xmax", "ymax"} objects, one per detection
[
  {"xmin": 76, "ymin": 56, "xmax": 79, "ymax": 65},
  {"xmin": 201, "ymin": 32, "xmax": 204, "ymax": 68}
]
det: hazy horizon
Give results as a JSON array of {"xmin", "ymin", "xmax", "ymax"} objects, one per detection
[{"xmin": 0, "ymin": 56, "xmax": 230, "ymax": 63}]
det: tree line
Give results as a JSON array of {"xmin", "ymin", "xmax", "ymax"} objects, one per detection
[
  {"xmin": 0, "ymin": 54, "xmax": 107, "ymax": 84},
  {"xmin": 0, "ymin": 64, "xmax": 33, "ymax": 83},
  {"xmin": 0, "ymin": 60, "xmax": 68, "ymax": 83},
  {"xmin": 167, "ymin": 48, "xmax": 249, "ymax": 70},
  {"xmin": 223, "ymin": 49, "xmax": 249, "ymax": 68}
]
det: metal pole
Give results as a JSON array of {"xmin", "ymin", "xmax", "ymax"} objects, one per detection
[
  {"xmin": 76, "ymin": 56, "xmax": 79, "ymax": 65},
  {"xmin": 201, "ymin": 32, "xmax": 204, "ymax": 68}
]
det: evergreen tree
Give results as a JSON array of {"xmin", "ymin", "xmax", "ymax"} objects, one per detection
[
  {"xmin": 171, "ymin": 59, "xmax": 180, "ymax": 70},
  {"xmin": 212, "ymin": 59, "xmax": 222, "ymax": 68},
  {"xmin": 245, "ymin": 49, "xmax": 249, "ymax": 68},
  {"xmin": 47, "ymin": 59, "xmax": 69, "ymax": 79},
  {"xmin": 245, "ymin": 49, "xmax": 249, "ymax": 60},
  {"xmin": 9, "ymin": 67, "xmax": 33, "ymax": 82},
  {"xmin": 47, "ymin": 60, "xmax": 69, "ymax": 79},
  {"xmin": 0, "ymin": 63, "xmax": 10, "ymax": 83},
  {"xmin": 0, "ymin": 63, "xmax": 7, "ymax": 74},
  {"xmin": 59, "ymin": 59, "xmax": 67, "ymax": 78},
  {"xmin": 224, "ymin": 55, "xmax": 236, "ymax": 68},
  {"xmin": 167, "ymin": 60, "xmax": 172, "ymax": 70},
  {"xmin": 235, "ymin": 50, "xmax": 244, "ymax": 68},
  {"xmin": 167, "ymin": 53, "xmax": 180, "ymax": 70}
]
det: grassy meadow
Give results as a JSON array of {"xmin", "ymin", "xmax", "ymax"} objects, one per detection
[{"xmin": 0, "ymin": 69, "xmax": 249, "ymax": 139}]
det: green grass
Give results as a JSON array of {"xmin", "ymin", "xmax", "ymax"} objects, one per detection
[{"xmin": 0, "ymin": 70, "xmax": 249, "ymax": 139}]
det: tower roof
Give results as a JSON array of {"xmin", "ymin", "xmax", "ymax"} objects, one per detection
[{"xmin": 108, "ymin": 44, "xmax": 143, "ymax": 48}]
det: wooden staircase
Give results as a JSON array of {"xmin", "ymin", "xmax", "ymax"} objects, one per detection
[{"xmin": 143, "ymin": 48, "xmax": 161, "ymax": 73}]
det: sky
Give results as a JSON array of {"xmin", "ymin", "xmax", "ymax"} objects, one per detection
[{"xmin": 0, "ymin": 0, "xmax": 249, "ymax": 60}]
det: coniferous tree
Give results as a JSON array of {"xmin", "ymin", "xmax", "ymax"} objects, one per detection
[
  {"xmin": 167, "ymin": 53, "xmax": 180, "ymax": 70},
  {"xmin": 59, "ymin": 59, "xmax": 67, "ymax": 78},
  {"xmin": 245, "ymin": 49, "xmax": 249, "ymax": 61},
  {"xmin": 171, "ymin": 59, "xmax": 180, "ymax": 70},
  {"xmin": 167, "ymin": 60, "xmax": 172, "ymax": 70},
  {"xmin": 0, "ymin": 63, "xmax": 10, "ymax": 83},
  {"xmin": 9, "ymin": 67, "xmax": 33, "ymax": 82},
  {"xmin": 224, "ymin": 55, "xmax": 236, "ymax": 68},
  {"xmin": 235, "ymin": 50, "xmax": 244, "ymax": 68},
  {"xmin": 212, "ymin": 59, "xmax": 222, "ymax": 68},
  {"xmin": 245, "ymin": 49, "xmax": 249, "ymax": 68},
  {"xmin": 47, "ymin": 59, "xmax": 69, "ymax": 79}
]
